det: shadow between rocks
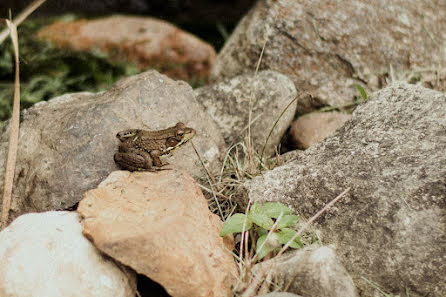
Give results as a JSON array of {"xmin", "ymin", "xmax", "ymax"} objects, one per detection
[{"xmin": 137, "ymin": 274, "xmax": 170, "ymax": 297}]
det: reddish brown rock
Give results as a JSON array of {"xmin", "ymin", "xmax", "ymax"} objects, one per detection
[
  {"xmin": 289, "ymin": 112, "xmax": 352, "ymax": 149},
  {"xmin": 38, "ymin": 16, "xmax": 216, "ymax": 83},
  {"xmin": 77, "ymin": 169, "xmax": 237, "ymax": 297}
]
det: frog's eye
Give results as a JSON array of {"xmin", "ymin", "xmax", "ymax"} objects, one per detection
[{"xmin": 176, "ymin": 130, "xmax": 184, "ymax": 137}]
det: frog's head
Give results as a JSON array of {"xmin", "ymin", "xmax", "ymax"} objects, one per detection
[{"xmin": 165, "ymin": 122, "xmax": 196, "ymax": 154}]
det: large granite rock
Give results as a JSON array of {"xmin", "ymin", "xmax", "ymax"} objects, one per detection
[
  {"xmin": 194, "ymin": 70, "xmax": 297, "ymax": 154},
  {"xmin": 0, "ymin": 70, "xmax": 225, "ymax": 224},
  {"xmin": 243, "ymin": 83, "xmax": 446, "ymax": 296},
  {"xmin": 0, "ymin": 211, "xmax": 136, "ymax": 297},
  {"xmin": 212, "ymin": 0, "xmax": 446, "ymax": 110},
  {"xmin": 78, "ymin": 169, "xmax": 237, "ymax": 297}
]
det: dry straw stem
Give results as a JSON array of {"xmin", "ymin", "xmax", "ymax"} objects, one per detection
[
  {"xmin": 246, "ymin": 20, "xmax": 269, "ymax": 174},
  {"xmin": 250, "ymin": 212, "xmax": 284, "ymax": 264},
  {"xmin": 0, "ymin": 0, "xmax": 46, "ymax": 45},
  {"xmin": 1, "ymin": 20, "xmax": 20, "ymax": 228},
  {"xmin": 239, "ymin": 199, "xmax": 253, "ymax": 271},
  {"xmin": 277, "ymin": 187, "xmax": 350, "ymax": 257},
  {"xmin": 259, "ymin": 93, "xmax": 303, "ymax": 162},
  {"xmin": 190, "ymin": 141, "xmax": 226, "ymax": 218}
]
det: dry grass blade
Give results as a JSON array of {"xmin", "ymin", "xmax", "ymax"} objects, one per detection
[
  {"xmin": 249, "ymin": 212, "xmax": 284, "ymax": 264},
  {"xmin": 1, "ymin": 20, "xmax": 20, "ymax": 228},
  {"xmin": 190, "ymin": 141, "xmax": 226, "ymax": 218},
  {"xmin": 190, "ymin": 140, "xmax": 217, "ymax": 186},
  {"xmin": 259, "ymin": 93, "xmax": 301, "ymax": 162},
  {"xmin": 0, "ymin": 0, "xmax": 46, "ymax": 44},
  {"xmin": 239, "ymin": 199, "xmax": 253, "ymax": 270}
]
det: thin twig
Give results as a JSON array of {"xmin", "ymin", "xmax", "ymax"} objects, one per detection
[
  {"xmin": 249, "ymin": 212, "xmax": 284, "ymax": 264},
  {"xmin": 361, "ymin": 276, "xmax": 393, "ymax": 297},
  {"xmin": 241, "ymin": 268, "xmax": 273, "ymax": 297},
  {"xmin": 197, "ymin": 183, "xmax": 228, "ymax": 200},
  {"xmin": 191, "ymin": 140, "xmax": 217, "ymax": 186},
  {"xmin": 277, "ymin": 187, "xmax": 350, "ymax": 257},
  {"xmin": 1, "ymin": 20, "xmax": 20, "ymax": 228},
  {"xmin": 389, "ymin": 64, "xmax": 395, "ymax": 84},
  {"xmin": 239, "ymin": 199, "xmax": 253, "ymax": 271},
  {"xmin": 0, "ymin": 0, "xmax": 46, "ymax": 44},
  {"xmin": 218, "ymin": 142, "xmax": 245, "ymax": 183},
  {"xmin": 247, "ymin": 25, "xmax": 269, "ymax": 173}
]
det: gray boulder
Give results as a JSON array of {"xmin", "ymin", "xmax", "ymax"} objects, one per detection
[
  {"xmin": 195, "ymin": 70, "xmax": 297, "ymax": 155},
  {"xmin": 0, "ymin": 70, "xmax": 225, "ymax": 224},
  {"xmin": 253, "ymin": 246, "xmax": 357, "ymax": 297},
  {"xmin": 243, "ymin": 83, "xmax": 446, "ymax": 296},
  {"xmin": 212, "ymin": 0, "xmax": 446, "ymax": 110}
]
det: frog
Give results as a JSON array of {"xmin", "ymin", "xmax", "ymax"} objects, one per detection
[{"xmin": 114, "ymin": 122, "xmax": 196, "ymax": 171}]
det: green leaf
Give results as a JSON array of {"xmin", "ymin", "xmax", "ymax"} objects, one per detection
[
  {"xmin": 258, "ymin": 202, "xmax": 293, "ymax": 219},
  {"xmin": 256, "ymin": 235, "xmax": 275, "ymax": 260},
  {"xmin": 276, "ymin": 228, "xmax": 303, "ymax": 249},
  {"xmin": 249, "ymin": 202, "xmax": 262, "ymax": 214},
  {"xmin": 220, "ymin": 213, "xmax": 252, "ymax": 236},
  {"xmin": 248, "ymin": 213, "xmax": 274, "ymax": 230},
  {"xmin": 355, "ymin": 84, "xmax": 368, "ymax": 100},
  {"xmin": 276, "ymin": 214, "xmax": 299, "ymax": 229}
]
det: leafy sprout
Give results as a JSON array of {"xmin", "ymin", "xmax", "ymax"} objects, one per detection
[{"xmin": 220, "ymin": 202, "xmax": 303, "ymax": 261}]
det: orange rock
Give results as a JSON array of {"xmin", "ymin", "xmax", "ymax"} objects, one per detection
[
  {"xmin": 289, "ymin": 112, "xmax": 352, "ymax": 149},
  {"xmin": 78, "ymin": 169, "xmax": 237, "ymax": 297},
  {"xmin": 38, "ymin": 16, "xmax": 216, "ymax": 83}
]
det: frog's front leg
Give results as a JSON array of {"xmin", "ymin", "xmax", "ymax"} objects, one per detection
[
  {"xmin": 114, "ymin": 147, "xmax": 154, "ymax": 171},
  {"xmin": 149, "ymin": 150, "xmax": 169, "ymax": 167}
]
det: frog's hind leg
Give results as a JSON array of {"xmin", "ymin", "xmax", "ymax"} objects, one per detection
[{"xmin": 114, "ymin": 148, "xmax": 153, "ymax": 171}]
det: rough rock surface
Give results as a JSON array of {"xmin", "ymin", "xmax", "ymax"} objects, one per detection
[
  {"xmin": 243, "ymin": 83, "xmax": 446, "ymax": 296},
  {"xmin": 253, "ymin": 246, "xmax": 357, "ymax": 297},
  {"xmin": 0, "ymin": 211, "xmax": 136, "ymax": 297},
  {"xmin": 0, "ymin": 70, "xmax": 225, "ymax": 223},
  {"xmin": 289, "ymin": 112, "xmax": 352, "ymax": 149},
  {"xmin": 256, "ymin": 293, "xmax": 302, "ymax": 297},
  {"xmin": 195, "ymin": 70, "xmax": 297, "ymax": 154},
  {"xmin": 38, "ymin": 15, "xmax": 216, "ymax": 83},
  {"xmin": 211, "ymin": 0, "xmax": 446, "ymax": 109},
  {"xmin": 78, "ymin": 169, "xmax": 237, "ymax": 297}
]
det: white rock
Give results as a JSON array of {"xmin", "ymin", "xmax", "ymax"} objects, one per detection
[{"xmin": 0, "ymin": 211, "xmax": 136, "ymax": 297}]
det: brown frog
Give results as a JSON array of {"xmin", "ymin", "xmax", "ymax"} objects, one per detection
[{"xmin": 114, "ymin": 122, "xmax": 196, "ymax": 171}]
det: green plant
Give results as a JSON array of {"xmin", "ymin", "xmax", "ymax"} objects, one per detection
[
  {"xmin": 220, "ymin": 201, "xmax": 303, "ymax": 261},
  {"xmin": 355, "ymin": 84, "xmax": 368, "ymax": 100}
]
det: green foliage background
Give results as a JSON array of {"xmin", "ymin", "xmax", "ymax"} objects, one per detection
[{"xmin": 0, "ymin": 18, "xmax": 140, "ymax": 122}]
